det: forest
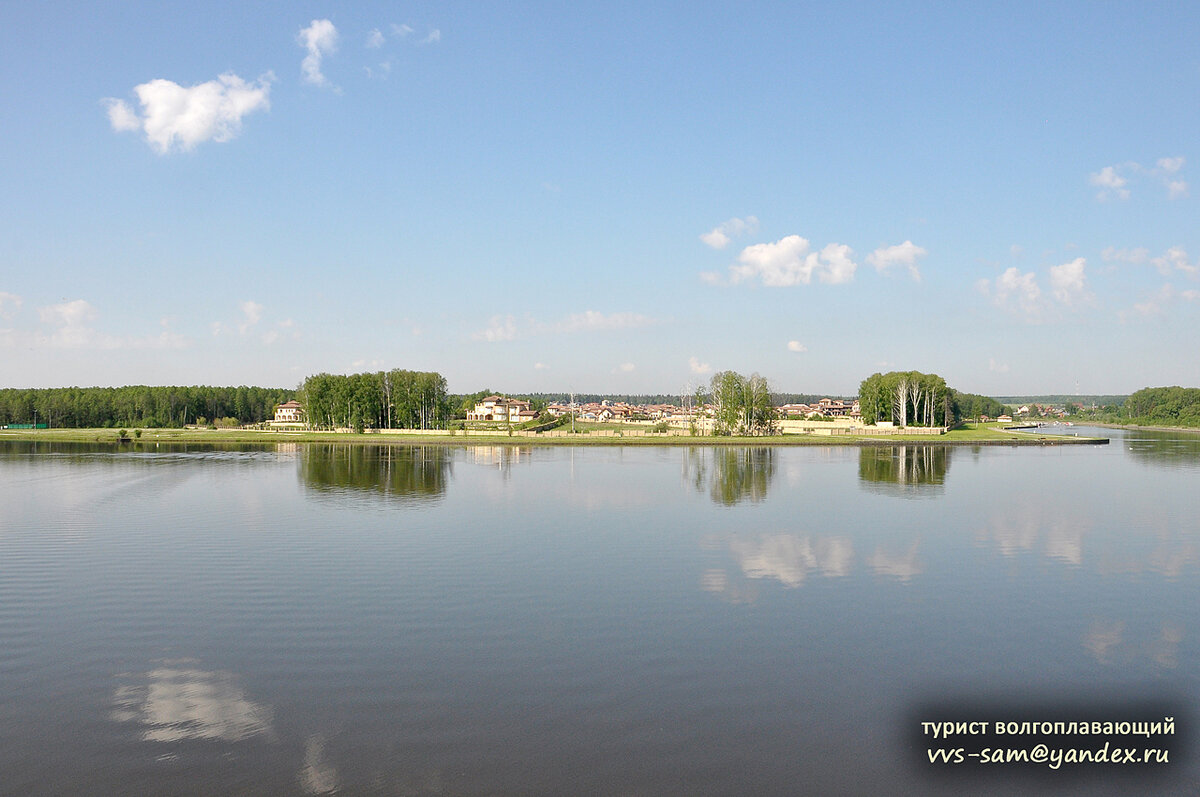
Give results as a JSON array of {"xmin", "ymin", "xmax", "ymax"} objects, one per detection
[{"xmin": 0, "ymin": 385, "xmax": 294, "ymax": 428}]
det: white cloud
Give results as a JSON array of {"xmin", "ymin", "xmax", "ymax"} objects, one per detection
[
  {"xmin": 988, "ymin": 267, "xmax": 1043, "ymax": 319},
  {"xmin": 1182, "ymin": 290, "xmax": 1200, "ymax": 302},
  {"xmin": 730, "ymin": 235, "xmax": 857, "ymax": 286},
  {"xmin": 1048, "ymin": 257, "xmax": 1092, "ymax": 305},
  {"xmin": 554, "ymin": 310, "xmax": 654, "ymax": 333},
  {"xmin": 421, "ymin": 29, "xmax": 441, "ymax": 44},
  {"xmin": 689, "ymin": 356, "xmax": 712, "ymax": 376},
  {"xmin": 1131, "ymin": 284, "xmax": 1176, "ymax": 317},
  {"xmin": 474, "ymin": 314, "xmax": 518, "ymax": 342},
  {"xmin": 698, "ymin": 271, "xmax": 722, "ymax": 285},
  {"xmin": 391, "ymin": 24, "xmax": 414, "ymax": 37},
  {"xmin": 1092, "ymin": 157, "xmax": 1189, "ymax": 200},
  {"xmin": 0, "ymin": 292, "xmax": 22, "ymax": 319},
  {"xmin": 1090, "ymin": 165, "xmax": 1130, "ymax": 200},
  {"xmin": 534, "ymin": 362, "xmax": 550, "ymax": 370},
  {"xmin": 1101, "ymin": 246, "xmax": 1149, "ymax": 265},
  {"xmin": 104, "ymin": 72, "xmax": 273, "ymax": 154},
  {"xmin": 474, "ymin": 310, "xmax": 657, "ymax": 341},
  {"xmin": 24, "ymin": 299, "xmax": 185, "ymax": 350},
  {"xmin": 786, "ymin": 340, "xmax": 807, "ymax": 353},
  {"xmin": 1150, "ymin": 247, "xmax": 1198, "ymax": 276},
  {"xmin": 299, "ymin": 19, "xmax": 339, "ymax": 87},
  {"xmin": 866, "ymin": 240, "xmax": 926, "ymax": 281},
  {"xmin": 39, "ymin": 299, "xmax": 97, "ymax": 328},
  {"xmin": 366, "ymin": 28, "xmax": 385, "ymax": 48},
  {"xmin": 238, "ymin": 300, "xmax": 263, "ymax": 334},
  {"xmin": 988, "ymin": 358, "xmax": 1009, "ymax": 373},
  {"xmin": 1158, "ymin": 156, "xmax": 1185, "ymax": 174},
  {"xmin": 700, "ymin": 216, "xmax": 759, "ymax": 250},
  {"xmin": 616, "ymin": 362, "xmax": 636, "ymax": 373}
]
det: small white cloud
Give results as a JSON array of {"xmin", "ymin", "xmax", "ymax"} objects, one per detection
[
  {"xmin": 990, "ymin": 267, "xmax": 1043, "ymax": 319},
  {"xmin": 730, "ymin": 235, "xmax": 857, "ymax": 286},
  {"xmin": 391, "ymin": 23, "xmax": 414, "ymax": 37},
  {"xmin": 1131, "ymin": 284, "xmax": 1176, "ymax": 317},
  {"xmin": 554, "ymin": 310, "xmax": 654, "ymax": 333},
  {"xmin": 866, "ymin": 240, "xmax": 926, "ymax": 281},
  {"xmin": 366, "ymin": 28, "xmax": 384, "ymax": 48},
  {"xmin": 0, "ymin": 292, "xmax": 22, "ymax": 319},
  {"xmin": 698, "ymin": 271, "xmax": 723, "ymax": 285},
  {"xmin": 1101, "ymin": 246, "xmax": 1149, "ymax": 265},
  {"xmin": 1048, "ymin": 257, "xmax": 1092, "ymax": 305},
  {"xmin": 786, "ymin": 340, "xmax": 807, "ymax": 353},
  {"xmin": 689, "ymin": 356, "xmax": 712, "ymax": 376},
  {"xmin": 299, "ymin": 19, "xmax": 339, "ymax": 87},
  {"xmin": 1150, "ymin": 247, "xmax": 1198, "ymax": 276},
  {"xmin": 238, "ymin": 300, "xmax": 263, "ymax": 334},
  {"xmin": 534, "ymin": 362, "xmax": 550, "ymax": 370},
  {"xmin": 1090, "ymin": 165, "xmax": 1130, "ymax": 200},
  {"xmin": 1182, "ymin": 290, "xmax": 1200, "ymax": 302},
  {"xmin": 421, "ymin": 29, "xmax": 441, "ymax": 44},
  {"xmin": 1093, "ymin": 157, "xmax": 1188, "ymax": 200},
  {"xmin": 1009, "ymin": 244, "xmax": 1024, "ymax": 259},
  {"xmin": 104, "ymin": 72, "xmax": 273, "ymax": 154},
  {"xmin": 700, "ymin": 216, "xmax": 759, "ymax": 250},
  {"xmin": 617, "ymin": 362, "xmax": 636, "ymax": 373},
  {"xmin": 39, "ymin": 299, "xmax": 97, "ymax": 327},
  {"xmin": 988, "ymin": 358, "xmax": 1010, "ymax": 373},
  {"xmin": 473, "ymin": 315, "xmax": 518, "ymax": 342},
  {"xmin": 1158, "ymin": 156, "xmax": 1185, "ymax": 174}
]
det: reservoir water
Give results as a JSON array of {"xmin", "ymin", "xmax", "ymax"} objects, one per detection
[{"xmin": 0, "ymin": 428, "xmax": 1196, "ymax": 794}]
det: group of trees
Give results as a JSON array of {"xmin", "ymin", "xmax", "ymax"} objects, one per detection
[
  {"xmin": 954, "ymin": 392, "xmax": 1008, "ymax": 422},
  {"xmin": 1121, "ymin": 386, "xmax": 1200, "ymax": 427},
  {"xmin": 300, "ymin": 370, "xmax": 450, "ymax": 431},
  {"xmin": 858, "ymin": 371, "xmax": 954, "ymax": 427},
  {"xmin": 706, "ymin": 371, "xmax": 776, "ymax": 435},
  {"xmin": 0, "ymin": 385, "xmax": 293, "ymax": 428}
]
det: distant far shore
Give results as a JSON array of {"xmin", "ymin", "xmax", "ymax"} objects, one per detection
[
  {"xmin": 1085, "ymin": 422, "xmax": 1200, "ymax": 435},
  {"xmin": 0, "ymin": 426, "xmax": 1108, "ymax": 447}
]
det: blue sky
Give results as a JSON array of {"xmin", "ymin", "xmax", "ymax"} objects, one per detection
[{"xmin": 2, "ymin": 2, "xmax": 1198, "ymax": 396}]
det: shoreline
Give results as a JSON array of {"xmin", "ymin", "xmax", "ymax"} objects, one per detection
[
  {"xmin": 0, "ymin": 427, "xmax": 1109, "ymax": 447},
  {"xmin": 1083, "ymin": 421, "xmax": 1200, "ymax": 435}
]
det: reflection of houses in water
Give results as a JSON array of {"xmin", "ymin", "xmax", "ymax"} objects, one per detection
[
  {"xmin": 274, "ymin": 442, "xmax": 301, "ymax": 461},
  {"xmin": 300, "ymin": 444, "xmax": 452, "ymax": 505},
  {"xmin": 111, "ymin": 661, "xmax": 272, "ymax": 743},
  {"xmin": 471, "ymin": 446, "xmax": 531, "ymax": 469},
  {"xmin": 858, "ymin": 445, "xmax": 950, "ymax": 497},
  {"xmin": 683, "ymin": 447, "xmax": 777, "ymax": 506}
]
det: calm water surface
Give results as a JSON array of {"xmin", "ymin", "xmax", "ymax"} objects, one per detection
[{"xmin": 0, "ymin": 429, "xmax": 1197, "ymax": 795}]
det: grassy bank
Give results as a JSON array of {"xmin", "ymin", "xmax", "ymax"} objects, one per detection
[{"xmin": 0, "ymin": 423, "xmax": 1107, "ymax": 447}]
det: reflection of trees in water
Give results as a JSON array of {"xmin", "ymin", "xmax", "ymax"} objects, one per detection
[
  {"xmin": 683, "ymin": 447, "xmax": 777, "ymax": 506},
  {"xmin": 858, "ymin": 445, "xmax": 950, "ymax": 497},
  {"xmin": 300, "ymin": 444, "xmax": 452, "ymax": 504},
  {"xmin": 1122, "ymin": 429, "xmax": 1200, "ymax": 470}
]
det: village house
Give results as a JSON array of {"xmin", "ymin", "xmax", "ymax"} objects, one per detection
[
  {"xmin": 273, "ymin": 400, "xmax": 303, "ymax": 423},
  {"xmin": 467, "ymin": 395, "xmax": 533, "ymax": 423}
]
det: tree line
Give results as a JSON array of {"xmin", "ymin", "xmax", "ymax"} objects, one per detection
[
  {"xmin": 857, "ymin": 372, "xmax": 1006, "ymax": 427},
  {"xmin": 300, "ymin": 370, "xmax": 450, "ymax": 431},
  {"xmin": 0, "ymin": 385, "xmax": 294, "ymax": 428},
  {"xmin": 1120, "ymin": 386, "xmax": 1200, "ymax": 427}
]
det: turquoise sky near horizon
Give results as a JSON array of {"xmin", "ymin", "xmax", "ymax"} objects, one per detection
[{"xmin": 2, "ymin": 2, "xmax": 1198, "ymax": 396}]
